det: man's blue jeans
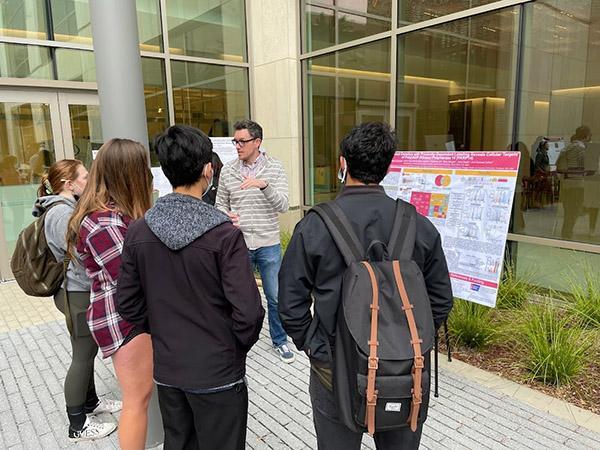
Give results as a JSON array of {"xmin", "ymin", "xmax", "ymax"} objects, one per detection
[{"xmin": 249, "ymin": 244, "xmax": 288, "ymax": 347}]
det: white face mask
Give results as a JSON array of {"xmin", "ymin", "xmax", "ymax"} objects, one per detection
[
  {"xmin": 337, "ymin": 161, "xmax": 348, "ymax": 184},
  {"xmin": 202, "ymin": 176, "xmax": 214, "ymax": 198}
]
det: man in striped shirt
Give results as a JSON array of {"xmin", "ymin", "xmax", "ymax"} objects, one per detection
[{"xmin": 216, "ymin": 119, "xmax": 295, "ymax": 363}]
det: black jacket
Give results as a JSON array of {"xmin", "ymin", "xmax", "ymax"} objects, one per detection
[
  {"xmin": 116, "ymin": 193, "xmax": 264, "ymax": 390},
  {"xmin": 278, "ymin": 185, "xmax": 453, "ymax": 363}
]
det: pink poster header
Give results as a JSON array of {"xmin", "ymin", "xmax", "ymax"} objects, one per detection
[{"xmin": 389, "ymin": 151, "xmax": 520, "ymax": 172}]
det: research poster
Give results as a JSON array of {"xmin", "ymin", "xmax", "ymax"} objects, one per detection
[
  {"xmin": 381, "ymin": 152, "xmax": 520, "ymax": 307},
  {"xmin": 152, "ymin": 137, "xmax": 238, "ymax": 197}
]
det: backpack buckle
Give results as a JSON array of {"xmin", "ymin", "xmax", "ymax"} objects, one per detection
[
  {"xmin": 414, "ymin": 356, "xmax": 425, "ymax": 369},
  {"xmin": 367, "ymin": 391, "xmax": 378, "ymax": 406},
  {"xmin": 368, "ymin": 356, "xmax": 379, "ymax": 370}
]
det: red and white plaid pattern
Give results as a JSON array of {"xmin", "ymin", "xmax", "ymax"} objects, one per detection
[{"xmin": 77, "ymin": 210, "xmax": 135, "ymax": 358}]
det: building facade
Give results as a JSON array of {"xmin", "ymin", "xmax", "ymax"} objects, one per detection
[{"xmin": 0, "ymin": 0, "xmax": 598, "ymax": 292}]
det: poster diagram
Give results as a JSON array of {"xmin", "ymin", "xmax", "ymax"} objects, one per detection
[
  {"xmin": 381, "ymin": 152, "xmax": 520, "ymax": 307},
  {"xmin": 152, "ymin": 137, "xmax": 238, "ymax": 198}
]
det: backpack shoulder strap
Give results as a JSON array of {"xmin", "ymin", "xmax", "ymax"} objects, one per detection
[
  {"xmin": 387, "ymin": 200, "xmax": 417, "ymax": 260},
  {"xmin": 311, "ymin": 201, "xmax": 364, "ymax": 266}
]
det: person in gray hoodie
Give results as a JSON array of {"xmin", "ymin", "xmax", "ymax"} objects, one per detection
[
  {"xmin": 33, "ymin": 160, "xmax": 119, "ymax": 441},
  {"xmin": 116, "ymin": 125, "xmax": 264, "ymax": 450}
]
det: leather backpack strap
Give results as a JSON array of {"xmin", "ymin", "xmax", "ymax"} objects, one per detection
[
  {"xmin": 361, "ymin": 261, "xmax": 380, "ymax": 436},
  {"xmin": 392, "ymin": 260, "xmax": 424, "ymax": 432}
]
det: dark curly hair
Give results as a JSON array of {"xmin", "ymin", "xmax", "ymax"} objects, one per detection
[{"xmin": 339, "ymin": 122, "xmax": 396, "ymax": 184}]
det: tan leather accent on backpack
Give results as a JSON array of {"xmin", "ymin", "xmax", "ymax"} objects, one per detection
[
  {"xmin": 392, "ymin": 261, "xmax": 424, "ymax": 432},
  {"xmin": 361, "ymin": 261, "xmax": 380, "ymax": 436}
]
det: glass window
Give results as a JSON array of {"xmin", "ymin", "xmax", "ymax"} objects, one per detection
[
  {"xmin": 55, "ymin": 48, "xmax": 96, "ymax": 82},
  {"xmin": 0, "ymin": 102, "xmax": 56, "ymax": 258},
  {"xmin": 167, "ymin": 0, "xmax": 247, "ymax": 62},
  {"xmin": 399, "ymin": 0, "xmax": 504, "ymax": 25},
  {"xmin": 305, "ymin": 5, "xmax": 335, "ymax": 52},
  {"xmin": 55, "ymin": 50, "xmax": 168, "ymax": 153},
  {"xmin": 171, "ymin": 61, "xmax": 250, "ymax": 137},
  {"xmin": 51, "ymin": 0, "xmax": 163, "ymax": 52},
  {"xmin": 304, "ymin": 1, "xmax": 392, "ymax": 53},
  {"xmin": 0, "ymin": 0, "xmax": 48, "ymax": 39},
  {"xmin": 305, "ymin": 38, "xmax": 391, "ymax": 204},
  {"xmin": 142, "ymin": 58, "xmax": 169, "ymax": 165},
  {"xmin": 137, "ymin": 0, "xmax": 163, "ymax": 52},
  {"xmin": 515, "ymin": 0, "xmax": 600, "ymax": 245},
  {"xmin": 69, "ymin": 104, "xmax": 102, "ymax": 169},
  {"xmin": 0, "ymin": 44, "xmax": 53, "ymax": 79},
  {"xmin": 395, "ymin": 8, "xmax": 519, "ymax": 152},
  {"xmin": 51, "ymin": 0, "xmax": 92, "ymax": 44},
  {"xmin": 513, "ymin": 242, "xmax": 600, "ymax": 292}
]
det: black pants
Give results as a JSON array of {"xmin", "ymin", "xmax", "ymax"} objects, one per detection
[
  {"xmin": 157, "ymin": 383, "xmax": 248, "ymax": 450},
  {"xmin": 54, "ymin": 290, "xmax": 99, "ymax": 428},
  {"xmin": 309, "ymin": 371, "xmax": 423, "ymax": 450}
]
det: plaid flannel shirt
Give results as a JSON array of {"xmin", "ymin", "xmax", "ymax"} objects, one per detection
[{"xmin": 77, "ymin": 210, "xmax": 135, "ymax": 358}]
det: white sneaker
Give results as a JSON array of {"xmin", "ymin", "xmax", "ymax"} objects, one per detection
[
  {"xmin": 87, "ymin": 398, "xmax": 122, "ymax": 415},
  {"xmin": 276, "ymin": 343, "xmax": 295, "ymax": 363},
  {"xmin": 69, "ymin": 417, "xmax": 117, "ymax": 442}
]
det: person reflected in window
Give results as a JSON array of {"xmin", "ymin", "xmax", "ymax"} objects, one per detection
[
  {"xmin": 534, "ymin": 139, "xmax": 550, "ymax": 174},
  {"xmin": 0, "ymin": 155, "xmax": 22, "ymax": 185},
  {"xmin": 558, "ymin": 126, "xmax": 590, "ymax": 240}
]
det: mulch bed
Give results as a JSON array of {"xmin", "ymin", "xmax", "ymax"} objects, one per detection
[{"xmin": 443, "ymin": 340, "xmax": 600, "ymax": 415}]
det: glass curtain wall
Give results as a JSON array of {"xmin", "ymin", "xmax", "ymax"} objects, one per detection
[
  {"xmin": 302, "ymin": 0, "xmax": 600, "ymax": 291},
  {"xmin": 0, "ymin": 0, "xmax": 251, "ymax": 143}
]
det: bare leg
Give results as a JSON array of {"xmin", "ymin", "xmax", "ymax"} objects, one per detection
[{"xmin": 112, "ymin": 333, "xmax": 153, "ymax": 450}]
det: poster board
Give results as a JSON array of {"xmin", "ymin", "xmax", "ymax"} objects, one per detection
[
  {"xmin": 381, "ymin": 152, "xmax": 520, "ymax": 307},
  {"xmin": 151, "ymin": 137, "xmax": 238, "ymax": 198}
]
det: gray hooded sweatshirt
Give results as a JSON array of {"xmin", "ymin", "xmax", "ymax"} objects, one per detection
[{"xmin": 32, "ymin": 195, "xmax": 90, "ymax": 292}]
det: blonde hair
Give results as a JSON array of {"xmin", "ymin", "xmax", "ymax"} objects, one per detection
[
  {"xmin": 38, "ymin": 159, "xmax": 82, "ymax": 197},
  {"xmin": 67, "ymin": 138, "xmax": 152, "ymax": 250}
]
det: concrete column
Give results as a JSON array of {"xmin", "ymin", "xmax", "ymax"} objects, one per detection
[
  {"xmin": 246, "ymin": 0, "xmax": 303, "ymax": 231},
  {"xmin": 89, "ymin": 1, "xmax": 163, "ymax": 448},
  {"xmin": 89, "ymin": 0, "xmax": 149, "ymax": 147}
]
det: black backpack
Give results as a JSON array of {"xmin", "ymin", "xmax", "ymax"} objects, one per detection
[{"xmin": 311, "ymin": 200, "xmax": 434, "ymax": 435}]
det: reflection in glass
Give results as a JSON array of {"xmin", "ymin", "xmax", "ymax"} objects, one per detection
[
  {"xmin": 167, "ymin": 0, "xmax": 247, "ymax": 61},
  {"xmin": 0, "ymin": 0, "xmax": 47, "ymax": 39},
  {"xmin": 69, "ymin": 104, "xmax": 102, "ymax": 169},
  {"xmin": 0, "ymin": 102, "xmax": 56, "ymax": 258},
  {"xmin": 171, "ymin": 60, "xmax": 250, "ymax": 137},
  {"xmin": 137, "ymin": 0, "xmax": 163, "ymax": 52},
  {"xmin": 306, "ymin": 39, "xmax": 391, "ymax": 204},
  {"xmin": 399, "ymin": 0, "xmax": 501, "ymax": 25},
  {"xmin": 142, "ymin": 58, "xmax": 169, "ymax": 165},
  {"xmin": 396, "ymin": 8, "xmax": 519, "ymax": 152},
  {"xmin": 51, "ymin": 0, "xmax": 92, "ymax": 43},
  {"xmin": 516, "ymin": 1, "xmax": 600, "ymax": 245},
  {"xmin": 51, "ymin": 0, "xmax": 163, "ymax": 52},
  {"xmin": 305, "ymin": 5, "xmax": 335, "ymax": 52},
  {"xmin": 55, "ymin": 49, "xmax": 96, "ymax": 82},
  {"xmin": 0, "ymin": 44, "xmax": 53, "ymax": 79},
  {"xmin": 304, "ymin": 1, "xmax": 391, "ymax": 52}
]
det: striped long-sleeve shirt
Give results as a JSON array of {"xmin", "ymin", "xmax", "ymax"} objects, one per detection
[{"xmin": 216, "ymin": 153, "xmax": 288, "ymax": 250}]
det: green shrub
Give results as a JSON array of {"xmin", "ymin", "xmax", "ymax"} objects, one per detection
[
  {"xmin": 567, "ymin": 269, "xmax": 600, "ymax": 329},
  {"xmin": 497, "ymin": 261, "xmax": 536, "ymax": 309},
  {"xmin": 521, "ymin": 305, "xmax": 592, "ymax": 386},
  {"xmin": 280, "ymin": 229, "xmax": 292, "ymax": 255},
  {"xmin": 448, "ymin": 299, "xmax": 497, "ymax": 349}
]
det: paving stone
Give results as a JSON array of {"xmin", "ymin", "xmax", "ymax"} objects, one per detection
[{"xmin": 1, "ymin": 288, "xmax": 600, "ymax": 449}]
